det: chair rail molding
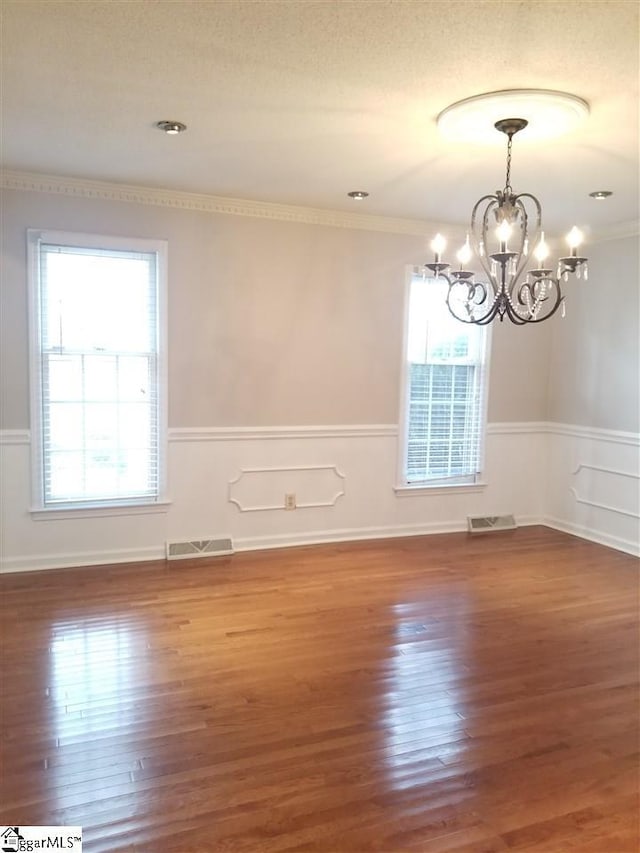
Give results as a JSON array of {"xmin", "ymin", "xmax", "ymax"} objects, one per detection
[
  {"xmin": 0, "ymin": 429, "xmax": 31, "ymax": 445},
  {"xmin": 169, "ymin": 424, "xmax": 397, "ymax": 442}
]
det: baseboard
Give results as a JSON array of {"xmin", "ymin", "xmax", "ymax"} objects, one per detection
[
  {"xmin": 0, "ymin": 545, "xmax": 165, "ymax": 574},
  {"xmin": 2, "ymin": 516, "xmax": 631, "ymax": 574},
  {"xmin": 543, "ymin": 516, "xmax": 640, "ymax": 558},
  {"xmin": 234, "ymin": 521, "xmax": 465, "ymax": 552},
  {"xmin": 234, "ymin": 514, "xmax": 544, "ymax": 553},
  {"xmin": 0, "ymin": 516, "xmax": 545, "ymax": 573}
]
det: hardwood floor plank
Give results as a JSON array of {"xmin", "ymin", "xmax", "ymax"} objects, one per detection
[{"xmin": 1, "ymin": 527, "xmax": 638, "ymax": 851}]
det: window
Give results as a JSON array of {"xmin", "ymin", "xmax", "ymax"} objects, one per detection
[
  {"xmin": 399, "ymin": 271, "xmax": 489, "ymax": 487},
  {"xmin": 28, "ymin": 231, "xmax": 167, "ymax": 511}
]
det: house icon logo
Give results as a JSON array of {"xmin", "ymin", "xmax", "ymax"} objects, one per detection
[{"xmin": 1, "ymin": 827, "xmax": 24, "ymax": 853}]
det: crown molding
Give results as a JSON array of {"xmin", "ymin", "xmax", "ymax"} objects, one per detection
[
  {"xmin": 3, "ymin": 169, "xmax": 636, "ymax": 241},
  {"xmin": 0, "ymin": 169, "xmax": 433, "ymax": 236}
]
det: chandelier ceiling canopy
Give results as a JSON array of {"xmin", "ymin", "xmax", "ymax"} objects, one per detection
[
  {"xmin": 437, "ymin": 89, "xmax": 590, "ymax": 143},
  {"xmin": 427, "ymin": 90, "xmax": 590, "ymax": 325}
]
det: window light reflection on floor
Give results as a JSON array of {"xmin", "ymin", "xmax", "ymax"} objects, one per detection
[
  {"xmin": 47, "ymin": 619, "xmax": 142, "ymax": 811},
  {"xmin": 380, "ymin": 602, "xmax": 470, "ymax": 791}
]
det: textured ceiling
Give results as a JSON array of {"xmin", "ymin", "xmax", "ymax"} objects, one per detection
[{"xmin": 1, "ymin": 0, "xmax": 638, "ymax": 233}]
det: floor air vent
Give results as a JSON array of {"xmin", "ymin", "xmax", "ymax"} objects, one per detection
[
  {"xmin": 166, "ymin": 538, "xmax": 234, "ymax": 560},
  {"xmin": 467, "ymin": 514, "xmax": 517, "ymax": 534}
]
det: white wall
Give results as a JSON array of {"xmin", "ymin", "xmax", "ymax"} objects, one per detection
[
  {"xmin": 0, "ymin": 179, "xmax": 637, "ymax": 570},
  {"xmin": 547, "ymin": 234, "xmax": 639, "ymax": 432},
  {"xmin": 542, "ymin": 234, "xmax": 640, "ymax": 554},
  {"xmin": 0, "ymin": 185, "xmax": 551, "ymax": 429}
]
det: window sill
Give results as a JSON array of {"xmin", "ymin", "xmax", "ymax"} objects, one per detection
[
  {"xmin": 30, "ymin": 500, "xmax": 172, "ymax": 521},
  {"xmin": 394, "ymin": 482, "xmax": 487, "ymax": 497}
]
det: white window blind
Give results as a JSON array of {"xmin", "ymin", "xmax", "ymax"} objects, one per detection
[
  {"xmin": 31, "ymin": 234, "xmax": 165, "ymax": 508},
  {"xmin": 402, "ymin": 274, "xmax": 488, "ymax": 485}
]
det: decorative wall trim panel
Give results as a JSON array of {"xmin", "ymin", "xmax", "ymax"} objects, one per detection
[
  {"xmin": 228, "ymin": 465, "xmax": 346, "ymax": 512},
  {"xmin": 572, "ymin": 463, "xmax": 640, "ymax": 479},
  {"xmin": 570, "ymin": 463, "xmax": 640, "ymax": 519},
  {"xmin": 1, "ymin": 170, "xmax": 431, "ymax": 236}
]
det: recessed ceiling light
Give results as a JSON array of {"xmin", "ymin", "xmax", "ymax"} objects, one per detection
[
  {"xmin": 437, "ymin": 89, "xmax": 589, "ymax": 144},
  {"xmin": 589, "ymin": 190, "xmax": 613, "ymax": 199},
  {"xmin": 155, "ymin": 120, "xmax": 187, "ymax": 135},
  {"xmin": 347, "ymin": 191, "xmax": 369, "ymax": 200}
]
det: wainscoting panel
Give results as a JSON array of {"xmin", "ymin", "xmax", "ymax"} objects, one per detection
[
  {"xmin": 3, "ymin": 422, "xmax": 637, "ymax": 571},
  {"xmin": 544, "ymin": 426, "xmax": 640, "ymax": 556},
  {"xmin": 571, "ymin": 464, "xmax": 640, "ymax": 519}
]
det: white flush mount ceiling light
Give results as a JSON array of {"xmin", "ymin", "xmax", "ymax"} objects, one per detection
[
  {"xmin": 426, "ymin": 101, "xmax": 589, "ymax": 325},
  {"xmin": 437, "ymin": 89, "xmax": 589, "ymax": 143}
]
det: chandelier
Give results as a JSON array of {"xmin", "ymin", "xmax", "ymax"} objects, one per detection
[{"xmin": 425, "ymin": 117, "xmax": 588, "ymax": 325}]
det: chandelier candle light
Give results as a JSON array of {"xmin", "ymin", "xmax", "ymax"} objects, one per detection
[{"xmin": 426, "ymin": 117, "xmax": 588, "ymax": 324}]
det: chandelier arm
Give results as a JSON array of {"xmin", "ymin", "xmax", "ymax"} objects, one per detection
[
  {"xmin": 512, "ymin": 274, "xmax": 564, "ymax": 322},
  {"xmin": 517, "ymin": 275, "xmax": 555, "ymax": 308},
  {"xmin": 446, "ymin": 291, "xmax": 501, "ymax": 325},
  {"xmin": 513, "ymin": 192, "xmax": 542, "ymax": 222},
  {"xmin": 443, "ymin": 270, "xmax": 562, "ymax": 325},
  {"xmin": 473, "ymin": 301, "xmax": 508, "ymax": 324},
  {"xmin": 470, "ymin": 195, "xmax": 500, "ymax": 287},
  {"xmin": 442, "ymin": 273, "xmax": 500, "ymax": 325},
  {"xmin": 516, "ymin": 280, "xmax": 536, "ymax": 307},
  {"xmin": 500, "ymin": 305, "xmax": 529, "ymax": 325},
  {"xmin": 471, "ymin": 282, "xmax": 488, "ymax": 305},
  {"xmin": 510, "ymin": 293, "xmax": 564, "ymax": 323},
  {"xmin": 508, "ymin": 196, "xmax": 537, "ymax": 289},
  {"xmin": 513, "ymin": 192, "xmax": 542, "ymax": 282}
]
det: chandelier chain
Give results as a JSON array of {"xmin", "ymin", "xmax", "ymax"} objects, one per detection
[{"xmin": 505, "ymin": 133, "xmax": 513, "ymax": 194}]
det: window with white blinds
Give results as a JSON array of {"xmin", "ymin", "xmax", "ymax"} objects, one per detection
[
  {"xmin": 401, "ymin": 273, "xmax": 489, "ymax": 485},
  {"xmin": 29, "ymin": 231, "xmax": 167, "ymax": 509}
]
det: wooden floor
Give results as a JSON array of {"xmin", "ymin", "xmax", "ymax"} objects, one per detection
[{"xmin": 0, "ymin": 527, "xmax": 638, "ymax": 852}]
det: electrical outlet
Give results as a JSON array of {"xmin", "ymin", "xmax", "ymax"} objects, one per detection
[{"xmin": 284, "ymin": 493, "xmax": 296, "ymax": 510}]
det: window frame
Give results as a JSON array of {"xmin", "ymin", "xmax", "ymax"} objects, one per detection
[
  {"xmin": 27, "ymin": 229, "xmax": 169, "ymax": 516},
  {"xmin": 396, "ymin": 266, "xmax": 491, "ymax": 493}
]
